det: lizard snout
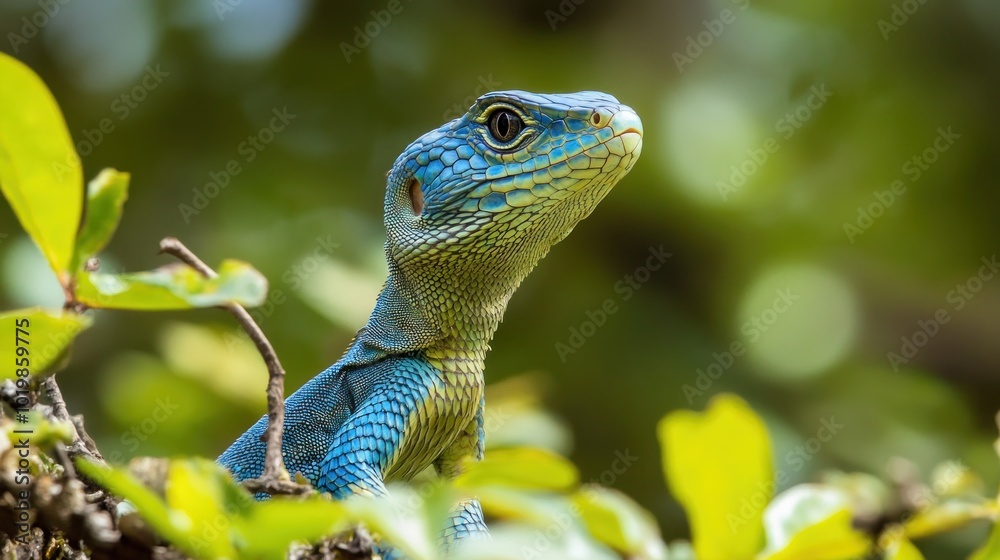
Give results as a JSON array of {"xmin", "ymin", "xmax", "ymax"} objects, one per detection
[{"xmin": 610, "ymin": 107, "xmax": 643, "ymax": 156}]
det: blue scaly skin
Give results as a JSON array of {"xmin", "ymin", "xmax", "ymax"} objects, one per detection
[{"xmin": 218, "ymin": 90, "xmax": 643, "ymax": 551}]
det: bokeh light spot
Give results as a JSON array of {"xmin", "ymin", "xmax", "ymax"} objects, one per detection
[
  {"xmin": 207, "ymin": 0, "xmax": 308, "ymax": 61},
  {"xmin": 737, "ymin": 263, "xmax": 858, "ymax": 379},
  {"xmin": 174, "ymin": 0, "xmax": 310, "ymax": 62},
  {"xmin": 1, "ymin": 235, "xmax": 63, "ymax": 308},
  {"xmin": 45, "ymin": 0, "xmax": 158, "ymax": 92},
  {"xmin": 659, "ymin": 81, "xmax": 762, "ymax": 206}
]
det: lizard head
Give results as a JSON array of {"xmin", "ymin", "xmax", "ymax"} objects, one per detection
[{"xmin": 381, "ymin": 90, "xmax": 642, "ymax": 322}]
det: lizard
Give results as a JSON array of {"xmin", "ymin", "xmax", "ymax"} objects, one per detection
[{"xmin": 218, "ymin": 90, "xmax": 643, "ymax": 552}]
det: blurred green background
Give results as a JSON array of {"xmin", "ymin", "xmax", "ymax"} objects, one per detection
[{"xmin": 1, "ymin": 0, "xmax": 998, "ymax": 556}]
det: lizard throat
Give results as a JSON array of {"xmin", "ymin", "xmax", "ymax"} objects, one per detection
[{"xmin": 353, "ymin": 251, "xmax": 534, "ymax": 370}]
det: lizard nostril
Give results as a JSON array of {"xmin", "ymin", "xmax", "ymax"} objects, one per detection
[
  {"xmin": 591, "ymin": 113, "xmax": 602, "ymax": 126},
  {"xmin": 409, "ymin": 178, "xmax": 423, "ymax": 215}
]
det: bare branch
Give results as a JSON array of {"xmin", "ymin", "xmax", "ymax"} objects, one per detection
[
  {"xmin": 42, "ymin": 376, "xmax": 72, "ymax": 424},
  {"xmin": 43, "ymin": 377, "xmax": 106, "ymax": 467},
  {"xmin": 158, "ymin": 236, "xmax": 308, "ymax": 495},
  {"xmin": 241, "ymin": 477, "xmax": 313, "ymax": 496}
]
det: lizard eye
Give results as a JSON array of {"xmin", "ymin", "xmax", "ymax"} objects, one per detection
[{"xmin": 488, "ymin": 109, "xmax": 523, "ymax": 143}]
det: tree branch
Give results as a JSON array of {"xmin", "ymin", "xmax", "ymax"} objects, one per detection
[
  {"xmin": 158, "ymin": 237, "xmax": 310, "ymax": 496},
  {"xmin": 42, "ymin": 376, "xmax": 106, "ymax": 467}
]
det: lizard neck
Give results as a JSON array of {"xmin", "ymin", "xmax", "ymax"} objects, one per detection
[
  {"xmin": 352, "ymin": 257, "xmax": 519, "ymax": 376},
  {"xmin": 349, "ymin": 234, "xmax": 552, "ymax": 376}
]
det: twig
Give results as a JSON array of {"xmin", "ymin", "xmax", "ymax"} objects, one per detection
[
  {"xmin": 241, "ymin": 477, "xmax": 313, "ymax": 496},
  {"xmin": 52, "ymin": 442, "xmax": 78, "ymax": 479},
  {"xmin": 43, "ymin": 377, "xmax": 72, "ymax": 424},
  {"xmin": 22, "ymin": 276, "xmax": 108, "ymax": 470},
  {"xmin": 43, "ymin": 377, "xmax": 106, "ymax": 466},
  {"xmin": 158, "ymin": 237, "xmax": 310, "ymax": 496},
  {"xmin": 71, "ymin": 414, "xmax": 106, "ymax": 463}
]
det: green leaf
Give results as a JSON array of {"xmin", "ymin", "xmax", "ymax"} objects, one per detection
[
  {"xmin": 340, "ymin": 490, "xmax": 435, "ymax": 560},
  {"xmin": 465, "ymin": 488, "xmax": 630, "ymax": 559},
  {"xmin": 0, "ymin": 52, "xmax": 82, "ymax": 282},
  {"xmin": 164, "ymin": 459, "xmax": 240, "ymax": 559},
  {"xmin": 387, "ymin": 477, "xmax": 458, "ymax": 547},
  {"xmin": 450, "ymin": 520, "xmax": 619, "ymax": 560},
  {"xmin": 233, "ymin": 498, "xmax": 352, "ymax": 560},
  {"xmin": 971, "ymin": 521, "xmax": 1000, "ymax": 560},
  {"xmin": 760, "ymin": 510, "xmax": 869, "ymax": 560},
  {"xmin": 759, "ymin": 486, "xmax": 870, "ymax": 560},
  {"xmin": 994, "ymin": 412, "xmax": 1000, "ymax": 462},
  {"xmin": 904, "ymin": 499, "xmax": 995, "ymax": 540},
  {"xmin": 885, "ymin": 537, "xmax": 925, "ymax": 560},
  {"xmin": 658, "ymin": 394, "xmax": 773, "ymax": 560},
  {"xmin": 75, "ymin": 459, "xmax": 201, "ymax": 557},
  {"xmin": 76, "ymin": 260, "xmax": 268, "ymax": 310},
  {"xmin": 483, "ymin": 375, "xmax": 573, "ymax": 455},
  {"xmin": 979, "ymin": 417, "xmax": 1000, "ymax": 560},
  {"xmin": 573, "ymin": 485, "xmax": 668, "ymax": 560},
  {"xmin": 71, "ymin": 168, "xmax": 129, "ymax": 271},
  {"xmin": 474, "ymin": 485, "xmax": 576, "ymax": 526},
  {"xmin": 454, "ymin": 447, "xmax": 579, "ymax": 492},
  {"xmin": 0, "ymin": 308, "xmax": 91, "ymax": 379}
]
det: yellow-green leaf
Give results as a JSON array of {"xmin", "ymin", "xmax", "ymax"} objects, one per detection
[
  {"xmin": 905, "ymin": 500, "xmax": 995, "ymax": 540},
  {"xmin": 76, "ymin": 260, "xmax": 268, "ymax": 310},
  {"xmin": 164, "ymin": 459, "xmax": 240, "ymax": 559},
  {"xmin": 573, "ymin": 485, "xmax": 668, "ymax": 559},
  {"xmin": 0, "ymin": 52, "xmax": 82, "ymax": 281},
  {"xmin": 340, "ymin": 490, "xmax": 435, "ymax": 560},
  {"xmin": 760, "ymin": 510, "xmax": 869, "ymax": 560},
  {"xmin": 454, "ymin": 447, "xmax": 579, "ymax": 492},
  {"xmin": 473, "ymin": 484, "xmax": 572, "ymax": 526},
  {"xmin": 233, "ymin": 498, "xmax": 352, "ymax": 560},
  {"xmin": 483, "ymin": 374, "xmax": 573, "ymax": 454},
  {"xmin": 885, "ymin": 537, "xmax": 925, "ymax": 560},
  {"xmin": 759, "ymin": 486, "xmax": 870, "ymax": 560},
  {"xmin": 994, "ymin": 412, "xmax": 1000, "ymax": 462},
  {"xmin": 971, "ymin": 521, "xmax": 1000, "ymax": 560},
  {"xmin": 0, "ymin": 308, "xmax": 91, "ymax": 379},
  {"xmin": 72, "ymin": 168, "xmax": 129, "ymax": 271},
  {"xmin": 658, "ymin": 394, "xmax": 773, "ymax": 560},
  {"xmin": 75, "ymin": 459, "xmax": 197, "ymax": 555}
]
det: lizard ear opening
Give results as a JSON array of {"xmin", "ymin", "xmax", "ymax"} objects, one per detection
[{"xmin": 408, "ymin": 178, "xmax": 423, "ymax": 215}]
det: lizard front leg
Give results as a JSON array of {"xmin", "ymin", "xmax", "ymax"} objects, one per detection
[
  {"xmin": 313, "ymin": 372, "xmax": 425, "ymax": 560},
  {"xmin": 315, "ymin": 378, "xmax": 421, "ymax": 499},
  {"xmin": 315, "ymin": 357, "xmax": 488, "ymax": 556},
  {"xmin": 435, "ymin": 395, "xmax": 490, "ymax": 546}
]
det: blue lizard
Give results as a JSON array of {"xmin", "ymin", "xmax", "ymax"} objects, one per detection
[{"xmin": 218, "ymin": 90, "xmax": 642, "ymax": 551}]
